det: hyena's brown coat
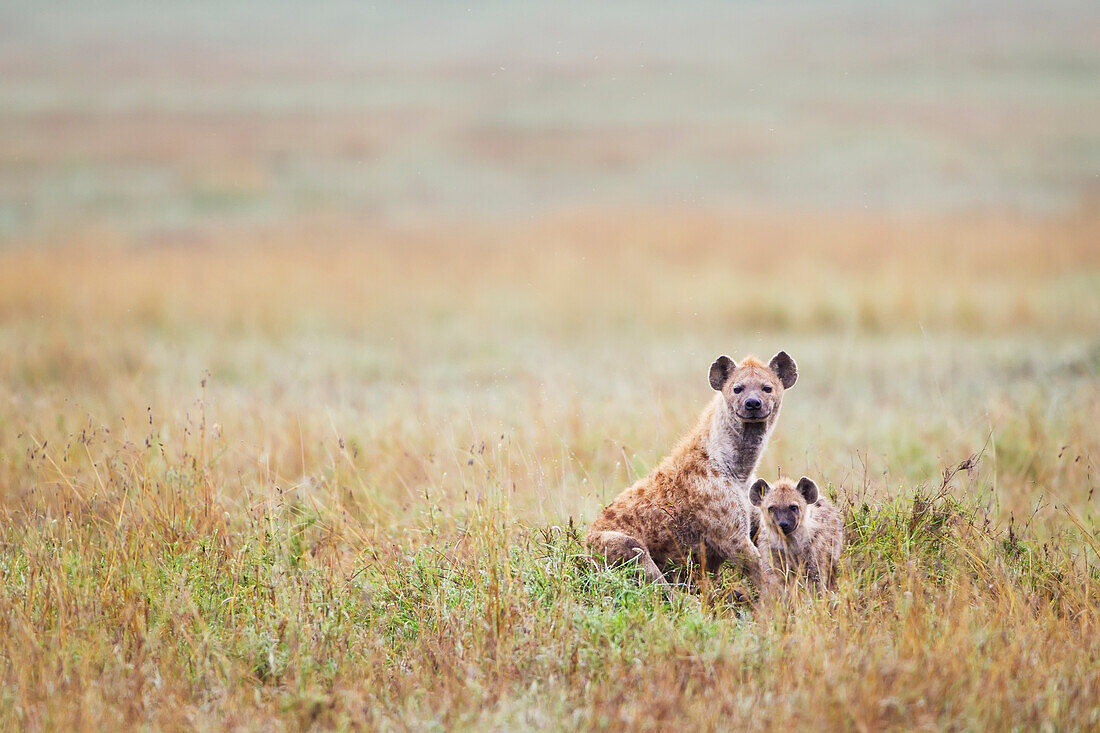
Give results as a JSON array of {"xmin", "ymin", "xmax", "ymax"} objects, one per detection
[
  {"xmin": 749, "ymin": 476, "xmax": 843, "ymax": 591},
  {"xmin": 586, "ymin": 352, "xmax": 797, "ymax": 589}
]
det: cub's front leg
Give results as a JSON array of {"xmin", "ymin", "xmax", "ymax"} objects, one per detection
[
  {"xmin": 802, "ymin": 554, "xmax": 823, "ymax": 591},
  {"xmin": 754, "ymin": 546, "xmax": 780, "ymax": 597}
]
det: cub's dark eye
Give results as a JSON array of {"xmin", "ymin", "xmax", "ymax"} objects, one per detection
[
  {"xmin": 762, "ymin": 385, "xmax": 773, "ymax": 393},
  {"xmin": 768, "ymin": 506, "xmax": 777, "ymax": 513},
  {"xmin": 788, "ymin": 505, "xmax": 798, "ymax": 512},
  {"xmin": 732, "ymin": 385, "xmax": 744, "ymax": 394}
]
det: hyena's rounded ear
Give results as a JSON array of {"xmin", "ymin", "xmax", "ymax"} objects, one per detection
[
  {"xmin": 709, "ymin": 355, "xmax": 736, "ymax": 391},
  {"xmin": 769, "ymin": 351, "xmax": 798, "ymax": 389},
  {"xmin": 796, "ymin": 477, "xmax": 819, "ymax": 504},
  {"xmin": 749, "ymin": 478, "xmax": 770, "ymax": 506}
]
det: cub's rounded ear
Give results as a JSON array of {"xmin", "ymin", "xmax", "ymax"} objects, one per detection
[
  {"xmin": 796, "ymin": 477, "xmax": 819, "ymax": 504},
  {"xmin": 769, "ymin": 351, "xmax": 798, "ymax": 389},
  {"xmin": 709, "ymin": 355, "xmax": 736, "ymax": 391},
  {"xmin": 749, "ymin": 478, "xmax": 770, "ymax": 506}
]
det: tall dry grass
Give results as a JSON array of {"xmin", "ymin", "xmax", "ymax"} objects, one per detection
[{"xmin": 0, "ymin": 208, "xmax": 1097, "ymax": 729}]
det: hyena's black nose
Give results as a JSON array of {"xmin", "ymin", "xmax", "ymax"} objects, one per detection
[
  {"xmin": 745, "ymin": 397, "xmax": 763, "ymax": 411},
  {"xmin": 778, "ymin": 520, "xmax": 793, "ymax": 534}
]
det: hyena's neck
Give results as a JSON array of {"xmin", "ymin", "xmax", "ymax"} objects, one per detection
[{"xmin": 705, "ymin": 396, "xmax": 775, "ymax": 485}]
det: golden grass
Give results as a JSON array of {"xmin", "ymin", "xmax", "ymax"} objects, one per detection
[{"xmin": 1, "ymin": 208, "xmax": 1098, "ymax": 729}]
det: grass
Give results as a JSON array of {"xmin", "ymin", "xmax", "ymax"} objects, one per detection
[
  {"xmin": 1, "ymin": 457, "xmax": 1096, "ymax": 729},
  {"xmin": 1, "ymin": 209, "xmax": 1098, "ymax": 729}
]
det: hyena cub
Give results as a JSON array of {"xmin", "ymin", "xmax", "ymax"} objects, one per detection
[{"xmin": 749, "ymin": 476, "xmax": 842, "ymax": 591}]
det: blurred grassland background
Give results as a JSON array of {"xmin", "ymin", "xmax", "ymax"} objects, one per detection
[{"xmin": 1, "ymin": 1, "xmax": 1099, "ymax": 730}]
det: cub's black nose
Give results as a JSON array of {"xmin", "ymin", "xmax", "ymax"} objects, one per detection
[
  {"xmin": 745, "ymin": 397, "xmax": 763, "ymax": 411},
  {"xmin": 778, "ymin": 521, "xmax": 793, "ymax": 534}
]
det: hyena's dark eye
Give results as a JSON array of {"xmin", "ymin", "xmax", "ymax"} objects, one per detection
[
  {"xmin": 768, "ymin": 506, "xmax": 777, "ymax": 513},
  {"xmin": 762, "ymin": 385, "xmax": 773, "ymax": 393},
  {"xmin": 788, "ymin": 505, "xmax": 798, "ymax": 512},
  {"xmin": 733, "ymin": 385, "xmax": 743, "ymax": 394}
]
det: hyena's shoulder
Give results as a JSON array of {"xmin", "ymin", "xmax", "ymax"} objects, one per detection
[{"xmin": 589, "ymin": 454, "xmax": 707, "ymax": 535}]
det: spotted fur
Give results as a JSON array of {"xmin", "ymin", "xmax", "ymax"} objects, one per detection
[
  {"xmin": 749, "ymin": 476, "xmax": 843, "ymax": 592},
  {"xmin": 586, "ymin": 352, "xmax": 797, "ymax": 592}
]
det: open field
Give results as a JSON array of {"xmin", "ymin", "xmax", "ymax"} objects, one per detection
[
  {"xmin": 1, "ymin": 209, "xmax": 1098, "ymax": 729},
  {"xmin": 3, "ymin": 0, "xmax": 1099, "ymax": 237},
  {"xmin": 2, "ymin": 0, "xmax": 1100, "ymax": 729}
]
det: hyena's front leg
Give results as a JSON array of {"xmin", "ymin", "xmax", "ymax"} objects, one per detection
[
  {"xmin": 754, "ymin": 546, "xmax": 780, "ymax": 598},
  {"xmin": 715, "ymin": 525, "xmax": 779, "ymax": 599},
  {"xmin": 747, "ymin": 551, "xmax": 782, "ymax": 600},
  {"xmin": 825, "ymin": 556, "xmax": 839, "ymax": 591},
  {"xmin": 803, "ymin": 554, "xmax": 823, "ymax": 592}
]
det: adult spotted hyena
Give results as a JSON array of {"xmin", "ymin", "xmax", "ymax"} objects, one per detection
[{"xmin": 586, "ymin": 352, "xmax": 797, "ymax": 590}]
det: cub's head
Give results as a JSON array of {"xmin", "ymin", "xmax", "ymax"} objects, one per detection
[
  {"xmin": 749, "ymin": 476, "xmax": 819, "ymax": 536},
  {"xmin": 708, "ymin": 351, "xmax": 797, "ymax": 424}
]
